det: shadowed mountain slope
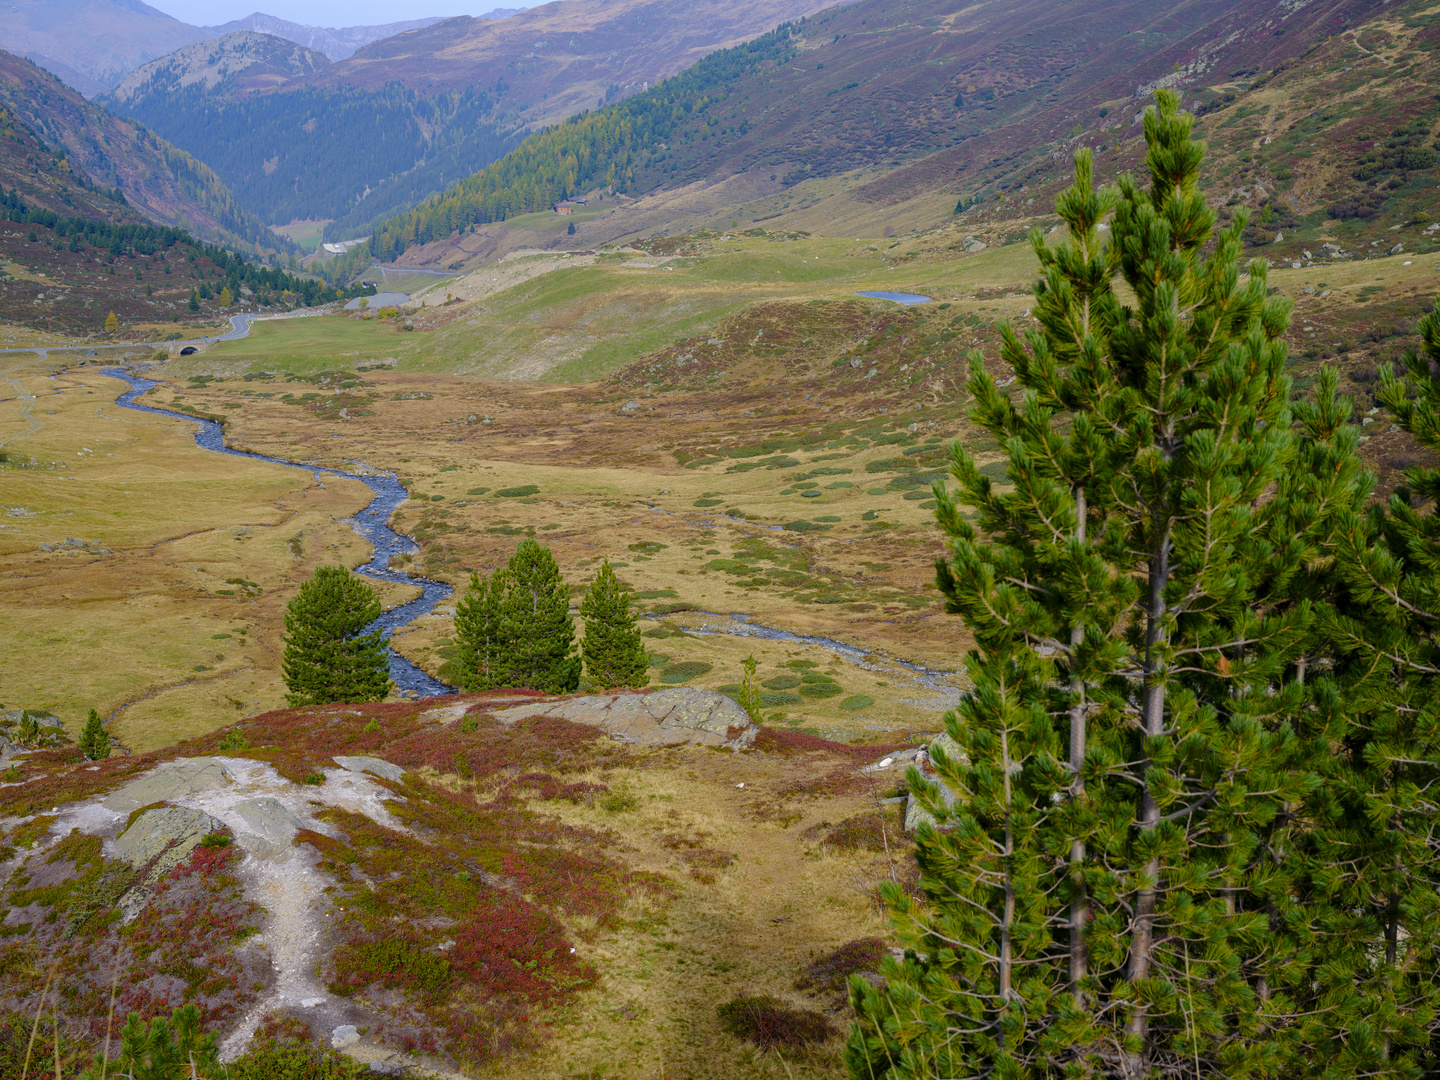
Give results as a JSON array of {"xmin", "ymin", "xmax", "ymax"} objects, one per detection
[
  {"xmin": 0, "ymin": 0, "xmax": 210, "ymax": 96},
  {"xmin": 307, "ymin": 0, "xmax": 849, "ymax": 129},
  {"xmin": 0, "ymin": 50, "xmax": 287, "ymax": 255},
  {"xmin": 203, "ymin": 13, "xmax": 452, "ymax": 61}
]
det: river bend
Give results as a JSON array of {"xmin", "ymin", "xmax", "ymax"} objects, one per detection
[{"xmin": 103, "ymin": 367, "xmax": 454, "ymax": 698}]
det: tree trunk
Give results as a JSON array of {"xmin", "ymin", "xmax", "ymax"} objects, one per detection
[
  {"xmin": 1069, "ymin": 485, "xmax": 1088, "ymax": 1001},
  {"xmin": 1125, "ymin": 525, "xmax": 1172, "ymax": 1070}
]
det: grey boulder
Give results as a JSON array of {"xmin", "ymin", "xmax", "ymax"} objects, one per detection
[
  {"xmin": 331, "ymin": 756, "xmax": 405, "ymax": 781},
  {"xmin": 113, "ymin": 806, "xmax": 226, "ymax": 869},
  {"xmin": 331, "ymin": 1025, "xmax": 360, "ymax": 1049},
  {"xmin": 490, "ymin": 688, "xmax": 756, "ymax": 749},
  {"xmin": 102, "ymin": 758, "xmax": 234, "ymax": 813},
  {"xmin": 230, "ymin": 797, "xmax": 304, "ymax": 859}
]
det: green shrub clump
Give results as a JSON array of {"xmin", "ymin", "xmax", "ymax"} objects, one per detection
[{"xmin": 658, "ymin": 661, "xmax": 713, "ymax": 684}]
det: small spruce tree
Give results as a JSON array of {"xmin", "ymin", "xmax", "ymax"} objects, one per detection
[
  {"xmin": 281, "ymin": 565, "xmax": 391, "ymax": 706},
  {"xmin": 454, "ymin": 539, "xmax": 579, "ymax": 693},
  {"xmin": 580, "ymin": 559, "xmax": 649, "ymax": 688},
  {"xmin": 78, "ymin": 708, "xmax": 109, "ymax": 760},
  {"xmin": 454, "ymin": 566, "xmax": 510, "ymax": 692}
]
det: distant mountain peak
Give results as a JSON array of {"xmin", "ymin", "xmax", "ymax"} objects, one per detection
[
  {"xmin": 107, "ymin": 31, "xmax": 332, "ymax": 103},
  {"xmin": 201, "ymin": 12, "xmax": 499, "ymax": 61}
]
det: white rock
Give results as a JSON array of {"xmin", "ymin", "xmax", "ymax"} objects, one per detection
[{"xmin": 332, "ymin": 1025, "xmax": 360, "ymax": 1049}]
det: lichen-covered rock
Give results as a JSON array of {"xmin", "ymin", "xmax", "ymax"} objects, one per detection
[
  {"xmin": 113, "ymin": 805, "xmax": 225, "ymax": 868},
  {"xmin": 331, "ymin": 756, "xmax": 405, "ymax": 781},
  {"xmin": 112, "ymin": 805, "xmax": 227, "ymax": 922},
  {"xmin": 102, "ymin": 757, "xmax": 234, "ymax": 812},
  {"xmin": 230, "ymin": 796, "xmax": 304, "ymax": 859},
  {"xmin": 905, "ymin": 778, "xmax": 957, "ymax": 832},
  {"xmin": 490, "ymin": 688, "xmax": 755, "ymax": 749}
]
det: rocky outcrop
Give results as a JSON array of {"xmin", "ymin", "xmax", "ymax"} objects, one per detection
[
  {"xmin": 490, "ymin": 688, "xmax": 756, "ymax": 749},
  {"xmin": 102, "ymin": 757, "xmax": 235, "ymax": 812},
  {"xmin": 331, "ymin": 756, "xmax": 405, "ymax": 781}
]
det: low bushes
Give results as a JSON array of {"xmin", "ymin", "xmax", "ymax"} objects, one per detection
[
  {"xmin": 795, "ymin": 938, "xmax": 888, "ymax": 998},
  {"xmin": 716, "ymin": 995, "xmax": 836, "ymax": 1051}
]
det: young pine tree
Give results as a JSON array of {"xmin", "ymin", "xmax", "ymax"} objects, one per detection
[
  {"xmin": 453, "ymin": 566, "xmax": 511, "ymax": 692},
  {"xmin": 281, "ymin": 565, "xmax": 391, "ymax": 706},
  {"xmin": 580, "ymin": 559, "xmax": 649, "ymax": 689},
  {"xmin": 500, "ymin": 539, "xmax": 580, "ymax": 693},
  {"xmin": 455, "ymin": 540, "xmax": 580, "ymax": 693},
  {"xmin": 78, "ymin": 708, "xmax": 109, "ymax": 760},
  {"xmin": 848, "ymin": 91, "xmax": 1386, "ymax": 1079}
]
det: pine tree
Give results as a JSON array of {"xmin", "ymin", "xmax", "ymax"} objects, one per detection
[
  {"xmin": 454, "ymin": 566, "xmax": 510, "ymax": 691},
  {"xmin": 281, "ymin": 565, "xmax": 391, "ymax": 706},
  {"xmin": 499, "ymin": 539, "xmax": 580, "ymax": 693},
  {"xmin": 848, "ymin": 91, "xmax": 1386, "ymax": 1079},
  {"xmin": 454, "ymin": 540, "xmax": 579, "ymax": 693},
  {"xmin": 78, "ymin": 708, "xmax": 109, "ymax": 760},
  {"xmin": 1306, "ymin": 296, "xmax": 1440, "ymax": 1074},
  {"xmin": 103, "ymin": 310, "xmax": 118, "ymax": 333},
  {"xmin": 580, "ymin": 559, "xmax": 649, "ymax": 689},
  {"xmin": 734, "ymin": 654, "xmax": 764, "ymax": 722},
  {"xmin": 219, "ymin": 285, "xmax": 233, "ymax": 307}
]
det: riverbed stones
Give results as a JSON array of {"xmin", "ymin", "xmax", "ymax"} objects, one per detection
[
  {"xmin": 332, "ymin": 756, "xmax": 405, "ymax": 781},
  {"xmin": 102, "ymin": 757, "xmax": 234, "ymax": 812},
  {"xmin": 490, "ymin": 688, "xmax": 756, "ymax": 749}
]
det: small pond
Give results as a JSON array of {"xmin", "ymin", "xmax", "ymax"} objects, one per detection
[{"xmin": 855, "ymin": 291, "xmax": 933, "ymax": 305}]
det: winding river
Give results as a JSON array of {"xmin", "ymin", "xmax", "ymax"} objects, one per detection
[{"xmin": 102, "ymin": 367, "xmax": 455, "ymax": 698}]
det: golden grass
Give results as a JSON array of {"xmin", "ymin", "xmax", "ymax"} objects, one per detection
[
  {"xmin": 470, "ymin": 747, "xmax": 900, "ymax": 1080},
  {"xmin": 0, "ymin": 357, "xmax": 389, "ymax": 747}
]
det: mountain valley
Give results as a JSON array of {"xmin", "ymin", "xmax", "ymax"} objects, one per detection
[{"xmin": 0, "ymin": 0, "xmax": 1438, "ymax": 1075}]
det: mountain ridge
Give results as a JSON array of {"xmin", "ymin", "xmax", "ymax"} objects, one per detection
[
  {"xmin": 107, "ymin": 31, "xmax": 333, "ymax": 104},
  {"xmin": 201, "ymin": 13, "xmax": 453, "ymax": 61}
]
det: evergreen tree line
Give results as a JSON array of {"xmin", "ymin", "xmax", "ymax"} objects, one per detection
[
  {"xmin": 280, "ymin": 542, "xmax": 647, "ymax": 706},
  {"xmin": 106, "ymin": 82, "xmax": 518, "ymax": 239},
  {"xmin": 328, "ymin": 20, "xmax": 804, "ymax": 275},
  {"xmin": 849, "ymin": 92, "xmax": 1440, "ymax": 1079},
  {"xmin": 0, "ymin": 183, "xmax": 365, "ymax": 307}
]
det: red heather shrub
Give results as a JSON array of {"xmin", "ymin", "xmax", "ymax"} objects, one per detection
[
  {"xmin": 446, "ymin": 893, "xmax": 595, "ymax": 1005},
  {"xmin": 754, "ymin": 726, "xmax": 907, "ymax": 762},
  {"xmin": 328, "ymin": 933, "xmax": 453, "ymax": 1001},
  {"xmin": 509, "ymin": 771, "xmax": 609, "ymax": 805},
  {"xmin": 171, "ymin": 840, "xmax": 238, "ymax": 879},
  {"xmin": 794, "ymin": 937, "xmax": 888, "ymax": 996}
]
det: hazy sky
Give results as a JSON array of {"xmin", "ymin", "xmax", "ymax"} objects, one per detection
[{"xmin": 146, "ymin": 0, "xmax": 522, "ymax": 30}]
